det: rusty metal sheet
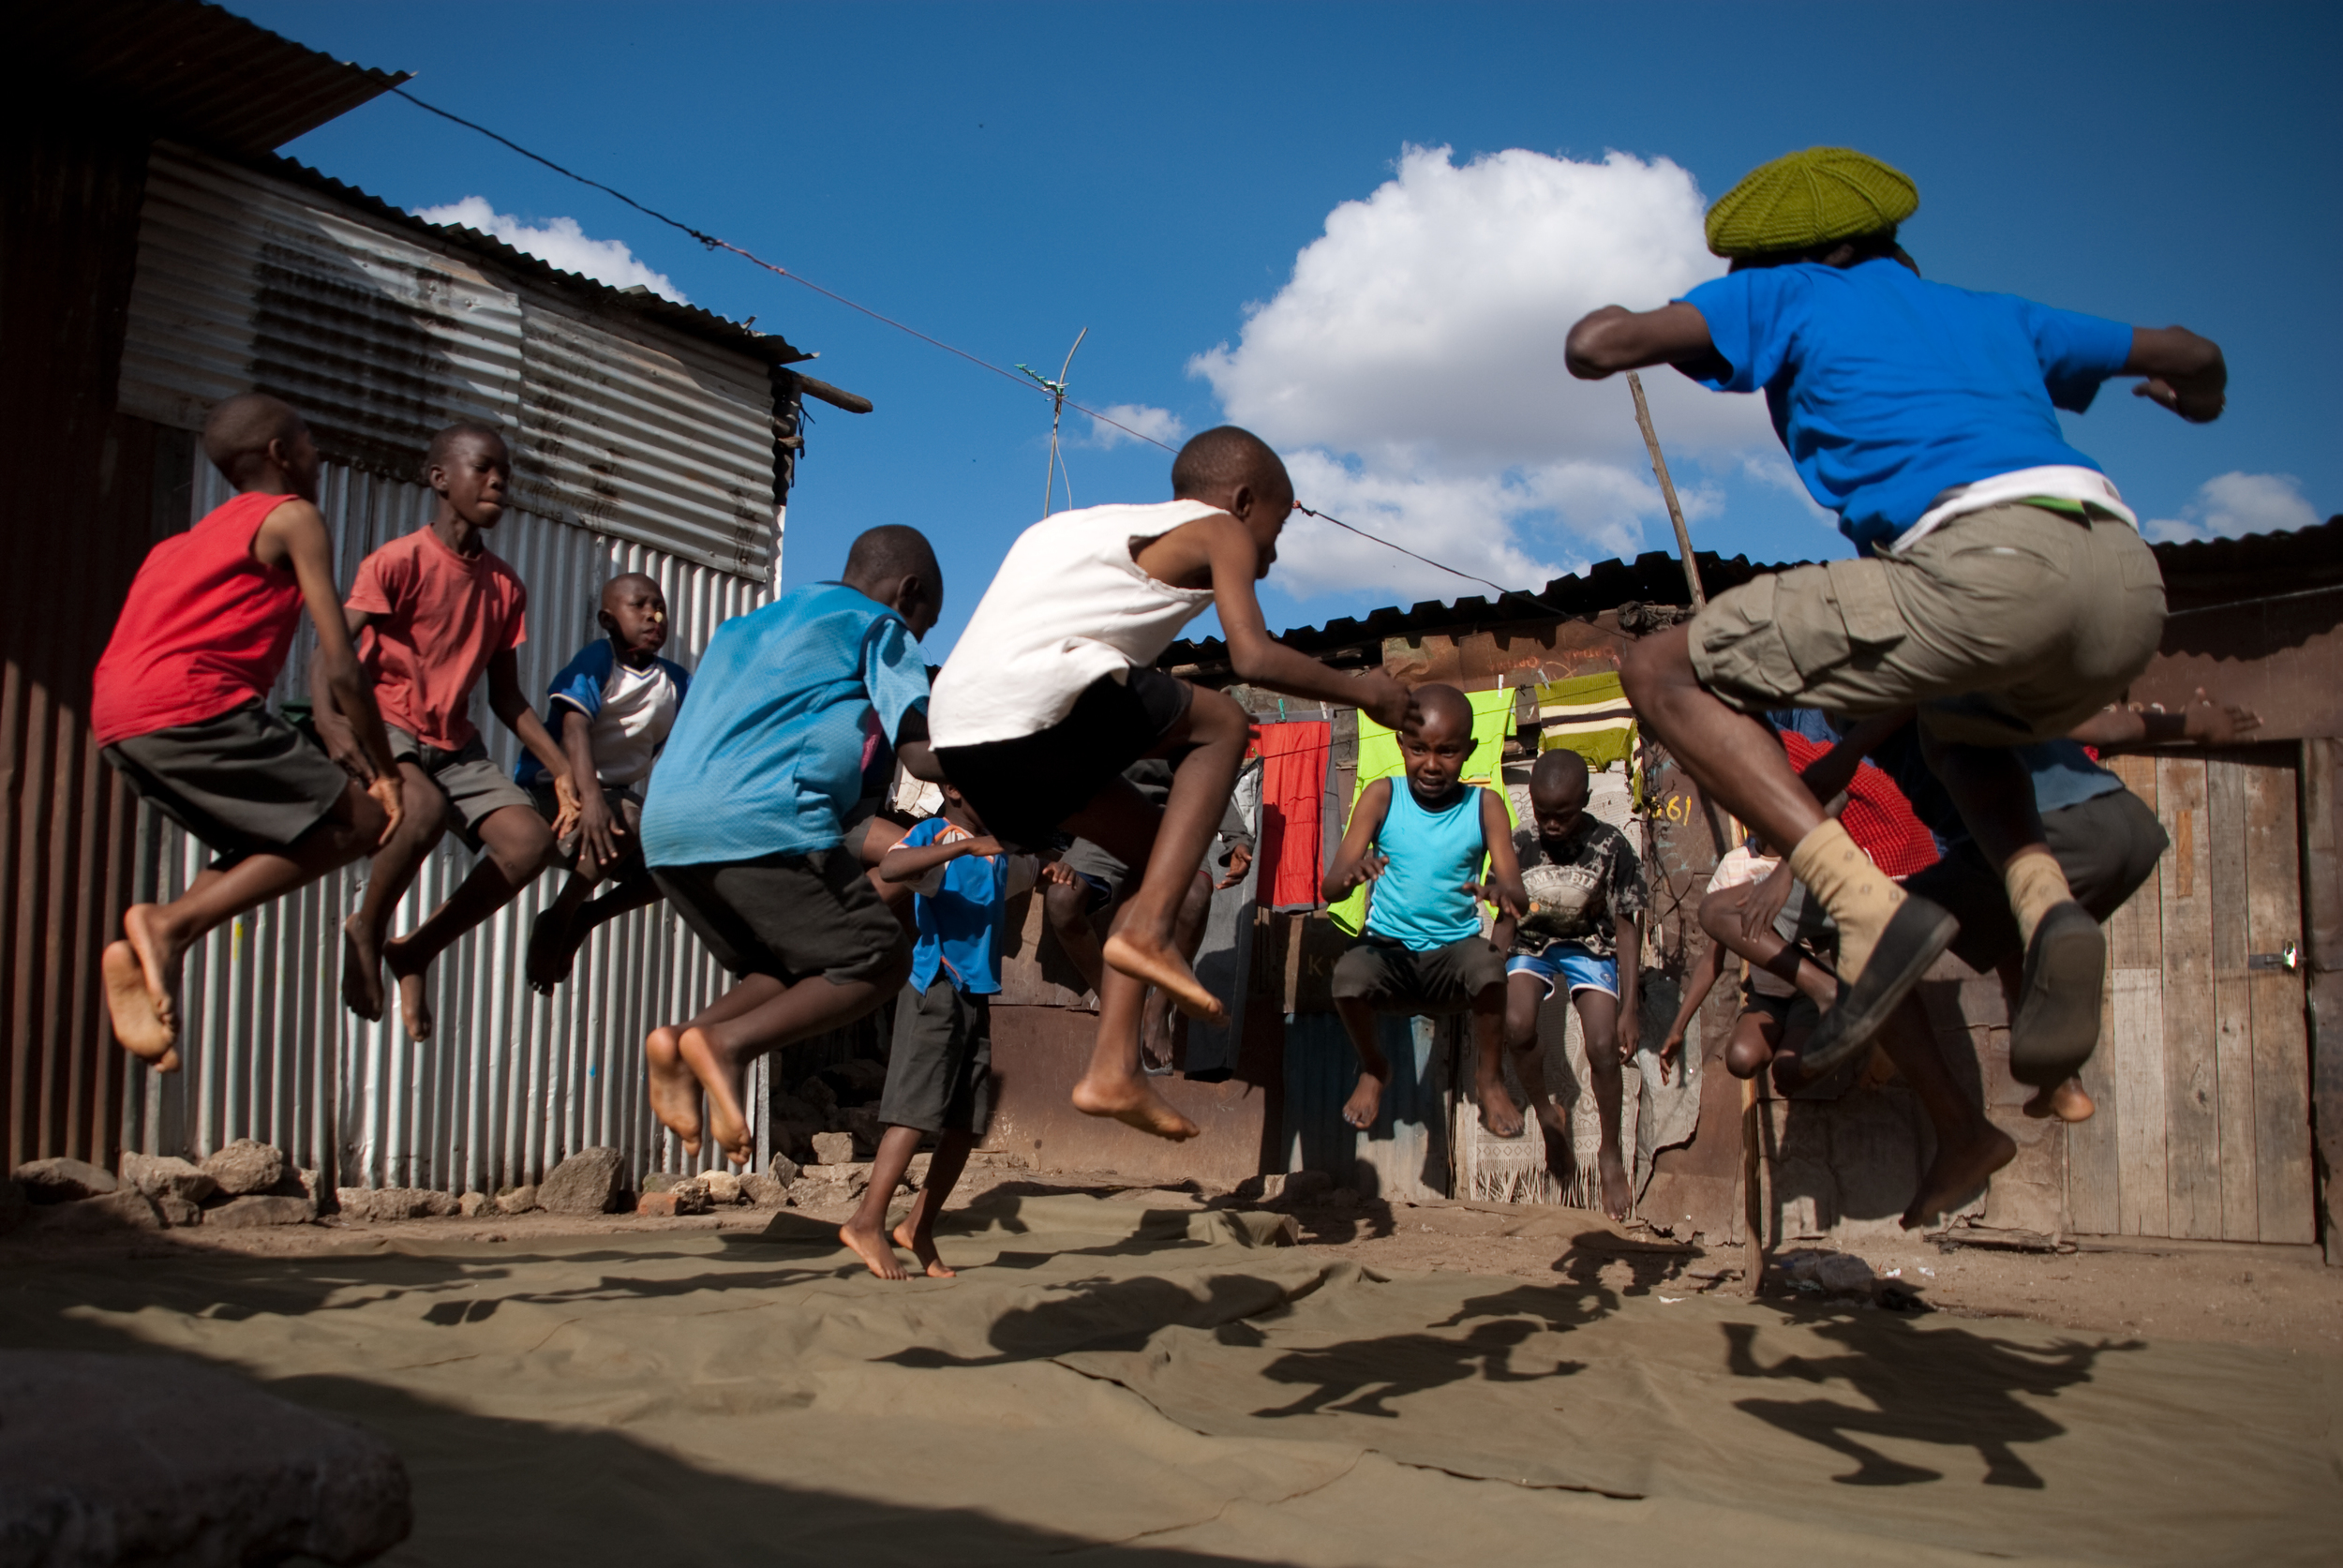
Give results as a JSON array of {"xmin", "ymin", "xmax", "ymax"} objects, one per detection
[{"xmin": 2128, "ymin": 589, "xmax": 2343, "ymax": 742}]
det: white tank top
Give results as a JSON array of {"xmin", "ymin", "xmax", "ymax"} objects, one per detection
[{"xmin": 931, "ymin": 500, "xmax": 1222, "ymax": 747}]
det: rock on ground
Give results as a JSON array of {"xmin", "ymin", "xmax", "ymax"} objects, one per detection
[
  {"xmin": 809, "ymin": 1131, "xmax": 855, "ymax": 1167},
  {"xmin": 700, "ymin": 1172, "xmax": 743, "ymax": 1205},
  {"xmin": 12, "ymin": 1157, "xmax": 117, "ymax": 1203},
  {"xmin": 202, "ymin": 1195, "xmax": 315, "ymax": 1230},
  {"xmin": 739, "ymin": 1172, "xmax": 792, "ymax": 1210},
  {"xmin": 0, "ymin": 1349, "xmax": 410, "ymax": 1567},
  {"xmin": 201, "ymin": 1139, "xmax": 286, "ymax": 1198},
  {"xmin": 495, "ymin": 1185, "xmax": 538, "ymax": 1215},
  {"xmin": 538, "ymin": 1148, "xmax": 626, "ymax": 1216},
  {"xmin": 119, "ymin": 1153, "xmax": 217, "ymax": 1204},
  {"xmin": 456, "ymin": 1191, "xmax": 490, "ymax": 1217},
  {"xmin": 635, "ymin": 1180, "xmax": 711, "ymax": 1218},
  {"xmin": 335, "ymin": 1188, "xmax": 456, "ymax": 1223},
  {"xmin": 27, "ymin": 1190, "xmax": 163, "ymax": 1232}
]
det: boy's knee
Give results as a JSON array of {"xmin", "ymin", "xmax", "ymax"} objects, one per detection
[
  {"xmin": 1618, "ymin": 623, "xmax": 1692, "ymax": 706},
  {"xmin": 1042, "ymin": 877, "xmax": 1090, "ymax": 928},
  {"xmin": 1187, "ymin": 685, "xmax": 1249, "ymax": 743}
]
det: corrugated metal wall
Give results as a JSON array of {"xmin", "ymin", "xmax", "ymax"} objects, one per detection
[{"xmin": 120, "ymin": 456, "xmax": 771, "ymax": 1189}]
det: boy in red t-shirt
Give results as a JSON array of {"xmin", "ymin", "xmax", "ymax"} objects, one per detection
[
  {"xmin": 314, "ymin": 424, "xmax": 579, "ymax": 1040},
  {"xmin": 93, "ymin": 394, "xmax": 405, "ymax": 1069}
]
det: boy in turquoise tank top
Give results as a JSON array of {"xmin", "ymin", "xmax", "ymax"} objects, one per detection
[{"xmin": 1324, "ymin": 684, "xmax": 1528, "ymax": 1139}]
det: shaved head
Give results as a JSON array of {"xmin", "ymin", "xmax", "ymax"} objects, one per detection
[
  {"xmin": 1530, "ymin": 747, "xmax": 1590, "ymax": 806},
  {"xmin": 1406, "ymin": 682, "xmax": 1473, "ymax": 740},
  {"xmin": 426, "ymin": 421, "xmax": 507, "ymax": 473},
  {"xmin": 842, "ymin": 524, "xmax": 940, "ymax": 588},
  {"xmin": 1170, "ymin": 426, "xmax": 1289, "ymax": 502},
  {"xmin": 202, "ymin": 393, "xmax": 307, "ymax": 485},
  {"xmin": 603, "ymin": 572, "xmax": 660, "ymax": 611}
]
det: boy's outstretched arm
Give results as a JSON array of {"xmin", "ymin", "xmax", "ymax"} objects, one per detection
[
  {"xmin": 1198, "ymin": 517, "xmax": 1413, "ymax": 729},
  {"xmin": 558, "ymin": 708, "xmax": 622, "ymax": 871},
  {"xmin": 2126, "ymin": 326, "xmax": 2226, "ymax": 423},
  {"xmin": 2069, "ymin": 688, "xmax": 2261, "ymax": 749},
  {"xmin": 1474, "ymin": 789, "xmax": 1530, "ymax": 919},
  {"xmin": 1564, "ymin": 302, "xmax": 1731, "ymax": 382},
  {"xmin": 1794, "ymin": 709, "xmax": 1917, "ymax": 806},
  {"xmin": 490, "ymin": 650, "xmax": 579, "ymax": 833},
  {"xmin": 1614, "ymin": 912, "xmax": 1642, "ymax": 1063},
  {"xmin": 1322, "ymin": 778, "xmax": 1394, "ymax": 903},
  {"xmin": 1659, "ymin": 938, "xmax": 1724, "ymax": 1083},
  {"xmin": 310, "ymin": 607, "xmax": 381, "ymax": 769},
  {"xmin": 269, "ymin": 503, "xmax": 401, "ymax": 838},
  {"xmin": 878, "ymin": 833, "xmax": 1002, "ymax": 885}
]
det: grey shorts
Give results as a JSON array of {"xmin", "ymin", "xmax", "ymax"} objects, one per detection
[
  {"xmin": 1689, "ymin": 504, "xmax": 2166, "ymax": 746},
  {"xmin": 1330, "ymin": 933, "xmax": 1506, "ymax": 1013},
  {"xmin": 1903, "ymin": 786, "xmax": 2168, "ymax": 974},
  {"xmin": 530, "ymin": 782, "xmax": 644, "ymax": 876},
  {"xmin": 103, "ymin": 700, "xmax": 350, "ymax": 864},
  {"xmin": 390, "ymin": 725, "xmax": 534, "ymax": 852},
  {"xmin": 878, "ymin": 979, "xmax": 992, "ymax": 1137},
  {"xmin": 651, "ymin": 848, "xmax": 910, "ymax": 986}
]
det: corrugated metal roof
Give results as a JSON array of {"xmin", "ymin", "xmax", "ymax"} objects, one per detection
[
  {"xmin": 2153, "ymin": 514, "xmax": 2343, "ymax": 577},
  {"xmin": 122, "ymin": 146, "xmax": 787, "ymax": 578},
  {"xmin": 19, "ymin": 0, "xmax": 408, "ymax": 155}
]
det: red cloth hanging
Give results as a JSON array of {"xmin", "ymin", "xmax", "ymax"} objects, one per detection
[
  {"xmin": 1778, "ymin": 730, "xmax": 1940, "ymax": 879},
  {"xmin": 1254, "ymin": 721, "xmax": 1330, "ymax": 909}
]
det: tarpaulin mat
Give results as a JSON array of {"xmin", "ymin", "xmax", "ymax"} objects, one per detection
[{"xmin": 3, "ymin": 1190, "xmax": 2335, "ymax": 1566}]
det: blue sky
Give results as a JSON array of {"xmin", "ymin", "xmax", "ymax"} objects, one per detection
[{"xmin": 241, "ymin": 1, "xmax": 2338, "ymax": 657}]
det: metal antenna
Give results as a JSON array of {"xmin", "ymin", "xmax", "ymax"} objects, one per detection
[{"xmin": 1018, "ymin": 326, "xmax": 1088, "ymax": 516}]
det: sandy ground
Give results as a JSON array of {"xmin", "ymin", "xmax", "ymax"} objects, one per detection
[{"xmin": 11, "ymin": 1158, "xmax": 2336, "ymax": 1355}]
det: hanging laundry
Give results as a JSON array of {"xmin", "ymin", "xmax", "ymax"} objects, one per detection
[
  {"xmin": 1254, "ymin": 721, "xmax": 1330, "ymax": 911},
  {"xmin": 1777, "ymin": 728, "xmax": 1940, "ymax": 878},
  {"xmin": 1533, "ymin": 671, "xmax": 1637, "ymax": 773}
]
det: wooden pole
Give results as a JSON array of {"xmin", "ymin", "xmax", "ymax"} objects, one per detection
[
  {"xmin": 1741, "ymin": 1073, "xmax": 1766, "ymax": 1295},
  {"xmin": 1626, "ymin": 371, "xmax": 1704, "ymax": 610}
]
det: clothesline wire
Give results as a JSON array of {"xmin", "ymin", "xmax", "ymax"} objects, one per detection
[{"xmin": 388, "ymin": 86, "xmax": 1650, "ymax": 631}]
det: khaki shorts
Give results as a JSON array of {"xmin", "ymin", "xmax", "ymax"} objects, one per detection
[
  {"xmin": 1688, "ymin": 503, "xmax": 2165, "ymax": 746},
  {"xmin": 389, "ymin": 725, "xmax": 536, "ymax": 853}
]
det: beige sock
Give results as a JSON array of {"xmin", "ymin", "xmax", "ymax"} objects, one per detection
[
  {"xmin": 2003, "ymin": 848, "xmax": 2074, "ymax": 948},
  {"xmin": 1788, "ymin": 819, "xmax": 1905, "ymax": 983}
]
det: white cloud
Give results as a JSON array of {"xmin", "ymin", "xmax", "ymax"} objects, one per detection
[
  {"xmin": 412, "ymin": 196, "xmax": 688, "ymax": 303},
  {"xmin": 2145, "ymin": 471, "xmax": 2321, "ymax": 545},
  {"xmin": 1082, "ymin": 402, "xmax": 1186, "ymax": 449},
  {"xmin": 1187, "ymin": 144, "xmax": 1772, "ymax": 603}
]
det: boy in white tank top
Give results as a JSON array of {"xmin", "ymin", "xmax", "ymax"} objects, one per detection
[{"xmin": 930, "ymin": 427, "xmax": 1410, "ymax": 1142}]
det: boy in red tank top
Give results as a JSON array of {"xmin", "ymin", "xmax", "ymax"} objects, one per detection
[
  {"xmin": 313, "ymin": 424, "xmax": 580, "ymax": 1042},
  {"xmin": 93, "ymin": 394, "xmax": 406, "ymax": 1070}
]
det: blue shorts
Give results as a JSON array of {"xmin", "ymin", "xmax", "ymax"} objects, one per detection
[{"xmin": 1506, "ymin": 944, "xmax": 1618, "ymax": 1000}]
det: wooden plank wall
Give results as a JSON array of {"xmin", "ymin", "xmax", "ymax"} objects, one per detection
[{"xmin": 2067, "ymin": 748, "xmax": 2315, "ymax": 1242}]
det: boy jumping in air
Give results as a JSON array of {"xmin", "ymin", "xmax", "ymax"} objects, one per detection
[
  {"xmin": 929, "ymin": 427, "xmax": 1410, "ymax": 1142},
  {"xmin": 1573, "ymin": 145, "xmax": 2227, "ymax": 1087},
  {"xmin": 93, "ymin": 394, "xmax": 403, "ymax": 1068},
  {"xmin": 520, "ymin": 572, "xmax": 691, "ymax": 993},
  {"xmin": 318, "ymin": 424, "xmax": 579, "ymax": 1040},
  {"xmin": 1322, "ymin": 683, "xmax": 1527, "ymax": 1141}
]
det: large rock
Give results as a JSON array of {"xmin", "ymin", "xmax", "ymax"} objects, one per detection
[
  {"xmin": 809, "ymin": 1131, "xmax": 856, "ymax": 1168},
  {"xmin": 202, "ymin": 1195, "xmax": 315, "ymax": 1230},
  {"xmin": 335, "ymin": 1188, "xmax": 456, "ymax": 1223},
  {"xmin": 27, "ymin": 1189, "xmax": 163, "ymax": 1232},
  {"xmin": 0, "ymin": 1349, "xmax": 410, "ymax": 1566},
  {"xmin": 494, "ymin": 1184, "xmax": 539, "ymax": 1216},
  {"xmin": 739, "ymin": 1171, "xmax": 792, "ymax": 1210},
  {"xmin": 537, "ymin": 1148, "xmax": 626, "ymax": 1216},
  {"xmin": 201, "ymin": 1139, "xmax": 286, "ymax": 1198},
  {"xmin": 120, "ymin": 1153, "xmax": 218, "ymax": 1204},
  {"xmin": 12, "ymin": 1157, "xmax": 116, "ymax": 1204}
]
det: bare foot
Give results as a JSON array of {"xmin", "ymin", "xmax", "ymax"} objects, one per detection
[
  {"xmin": 525, "ymin": 908, "xmax": 578, "ymax": 996},
  {"xmin": 102, "ymin": 936, "xmax": 178, "ymax": 1073},
  {"xmin": 1901, "ymin": 1123, "xmax": 2018, "ymax": 1230},
  {"xmin": 1340, "ymin": 1068, "xmax": 1386, "ymax": 1130},
  {"xmin": 1597, "ymin": 1149, "xmax": 1634, "ymax": 1221},
  {"xmin": 1071, "ymin": 1072, "xmax": 1201, "ymax": 1140},
  {"xmin": 645, "ymin": 1024, "xmax": 703, "ymax": 1156},
  {"xmin": 893, "ymin": 1220, "xmax": 956, "ymax": 1277},
  {"xmin": 839, "ymin": 1217, "xmax": 908, "ymax": 1279},
  {"xmin": 678, "ymin": 1023, "xmax": 754, "ymax": 1163},
  {"xmin": 384, "ymin": 939, "xmax": 433, "ymax": 1041},
  {"xmin": 341, "ymin": 915, "xmax": 385, "ymax": 1022},
  {"xmin": 1476, "ymin": 1075, "xmax": 1525, "ymax": 1138},
  {"xmin": 1103, "ymin": 931, "xmax": 1226, "ymax": 1024},
  {"xmin": 2023, "ymin": 1078, "xmax": 2096, "ymax": 1123}
]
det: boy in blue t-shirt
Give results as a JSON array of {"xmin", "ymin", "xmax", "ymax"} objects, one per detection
[
  {"xmin": 639, "ymin": 527, "xmax": 945, "ymax": 1167},
  {"xmin": 518, "ymin": 573, "xmax": 691, "ymax": 993},
  {"xmin": 839, "ymin": 784, "xmax": 1047, "ymax": 1279},
  {"xmin": 1322, "ymin": 684, "xmax": 1528, "ymax": 1142},
  {"xmin": 1570, "ymin": 144, "xmax": 2231, "ymax": 1091}
]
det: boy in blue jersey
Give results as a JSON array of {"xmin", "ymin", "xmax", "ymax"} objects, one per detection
[
  {"xmin": 839, "ymin": 784, "xmax": 1046, "ymax": 1279},
  {"xmin": 1574, "ymin": 145, "xmax": 2229, "ymax": 1090},
  {"xmin": 1323, "ymin": 684, "xmax": 1528, "ymax": 1140},
  {"xmin": 520, "ymin": 573, "xmax": 691, "ymax": 993},
  {"xmin": 639, "ymin": 527, "xmax": 945, "ymax": 1165}
]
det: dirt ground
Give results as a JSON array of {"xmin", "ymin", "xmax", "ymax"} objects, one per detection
[{"xmin": 11, "ymin": 1158, "xmax": 2336, "ymax": 1356}]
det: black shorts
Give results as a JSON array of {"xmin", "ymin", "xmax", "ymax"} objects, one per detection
[
  {"xmin": 651, "ymin": 848, "xmax": 909, "ymax": 986},
  {"xmin": 530, "ymin": 782, "xmax": 644, "ymax": 878},
  {"xmin": 1739, "ymin": 979, "xmax": 1818, "ymax": 1033},
  {"xmin": 1903, "ymin": 786, "xmax": 2168, "ymax": 974},
  {"xmin": 1330, "ymin": 933, "xmax": 1506, "ymax": 1013},
  {"xmin": 103, "ymin": 700, "xmax": 349, "ymax": 865},
  {"xmin": 878, "ymin": 979, "xmax": 992, "ymax": 1136},
  {"xmin": 934, "ymin": 668, "xmax": 1192, "ymax": 852}
]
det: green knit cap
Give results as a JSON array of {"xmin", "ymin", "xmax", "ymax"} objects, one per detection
[{"xmin": 1704, "ymin": 147, "xmax": 1918, "ymax": 259}]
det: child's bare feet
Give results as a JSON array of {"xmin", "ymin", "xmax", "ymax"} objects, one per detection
[
  {"xmin": 1103, "ymin": 930, "xmax": 1226, "ymax": 1024},
  {"xmin": 2022, "ymin": 1077, "xmax": 2096, "ymax": 1123},
  {"xmin": 1475, "ymin": 1075, "xmax": 1525, "ymax": 1139},
  {"xmin": 102, "ymin": 933, "xmax": 178, "ymax": 1073},
  {"xmin": 839, "ymin": 1217, "xmax": 908, "ymax": 1279},
  {"xmin": 1340, "ymin": 1068, "xmax": 1386, "ymax": 1130},
  {"xmin": 644, "ymin": 1024, "xmax": 702, "ymax": 1156},
  {"xmin": 678, "ymin": 1023, "xmax": 754, "ymax": 1163},
  {"xmin": 525, "ymin": 908, "xmax": 578, "ymax": 996},
  {"xmin": 340, "ymin": 914, "xmax": 385, "ymax": 1022},
  {"xmin": 893, "ymin": 1220, "xmax": 955, "ymax": 1277},
  {"xmin": 1901, "ymin": 1122, "xmax": 2018, "ymax": 1230},
  {"xmin": 383, "ymin": 938, "xmax": 433, "ymax": 1041},
  {"xmin": 1597, "ymin": 1148, "xmax": 1634, "ymax": 1221},
  {"xmin": 1071, "ymin": 1071, "xmax": 1201, "ymax": 1140}
]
